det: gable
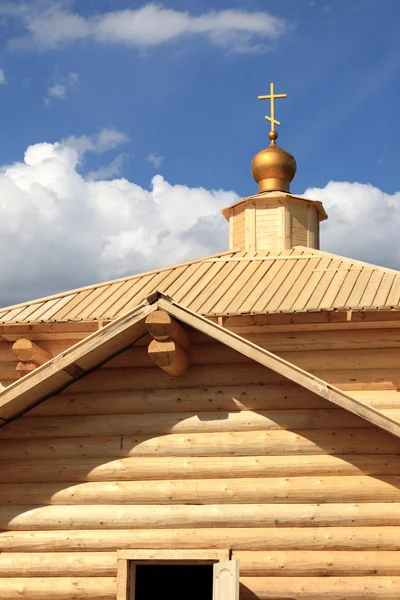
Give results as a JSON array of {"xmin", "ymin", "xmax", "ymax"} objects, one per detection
[{"xmin": 0, "ymin": 293, "xmax": 399, "ymax": 443}]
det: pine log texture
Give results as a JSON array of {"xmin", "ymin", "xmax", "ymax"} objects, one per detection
[
  {"xmin": 2, "ymin": 527, "xmax": 400, "ymax": 551},
  {"xmin": 25, "ymin": 384, "xmax": 329, "ymax": 417},
  {"xmin": 3, "ymin": 503, "xmax": 400, "ymax": 530},
  {"xmin": 0, "ymin": 550, "xmax": 399, "ymax": 577},
  {"xmin": 0, "ymin": 577, "xmax": 116, "ymax": 599},
  {"xmin": 0, "ymin": 409, "xmax": 369, "ymax": 439},
  {"xmin": 4, "ymin": 476, "xmax": 400, "ymax": 505},
  {"xmin": 147, "ymin": 339, "xmax": 190, "ymax": 376},
  {"xmin": 240, "ymin": 577, "xmax": 400, "ymax": 599},
  {"xmin": 11, "ymin": 340, "xmax": 52, "ymax": 365},
  {"xmin": 1, "ymin": 454, "xmax": 400, "ymax": 483},
  {"xmin": 145, "ymin": 310, "xmax": 190, "ymax": 350},
  {"xmin": 0, "ymin": 428, "xmax": 399, "ymax": 460},
  {"xmin": 1, "ymin": 335, "xmax": 400, "ymax": 598}
]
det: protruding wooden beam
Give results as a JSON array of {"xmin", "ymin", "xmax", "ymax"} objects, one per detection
[
  {"xmin": 12, "ymin": 340, "xmax": 52, "ymax": 366},
  {"xmin": 15, "ymin": 361, "xmax": 38, "ymax": 379},
  {"xmin": 148, "ymin": 339, "xmax": 189, "ymax": 376},
  {"xmin": 145, "ymin": 310, "xmax": 190, "ymax": 351},
  {"xmin": 12, "ymin": 339, "xmax": 53, "ymax": 379}
]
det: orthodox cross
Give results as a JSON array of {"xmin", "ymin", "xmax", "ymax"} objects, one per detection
[{"xmin": 258, "ymin": 83, "xmax": 287, "ymax": 133}]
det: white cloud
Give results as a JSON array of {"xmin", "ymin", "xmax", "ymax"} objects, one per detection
[
  {"xmin": 3, "ymin": 2, "xmax": 287, "ymax": 54},
  {"xmin": 62, "ymin": 128, "xmax": 129, "ymax": 156},
  {"xmin": 147, "ymin": 152, "xmax": 163, "ymax": 169},
  {"xmin": 0, "ymin": 68, "xmax": 7, "ymax": 84},
  {"xmin": 44, "ymin": 71, "xmax": 78, "ymax": 105},
  {"xmin": 0, "ymin": 131, "xmax": 236, "ymax": 305},
  {"xmin": 1, "ymin": 130, "xmax": 398, "ymax": 307},
  {"xmin": 304, "ymin": 181, "xmax": 400, "ymax": 269},
  {"xmin": 87, "ymin": 153, "xmax": 127, "ymax": 180}
]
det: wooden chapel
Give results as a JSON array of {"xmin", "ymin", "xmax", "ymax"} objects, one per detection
[{"xmin": 0, "ymin": 84, "xmax": 399, "ymax": 599}]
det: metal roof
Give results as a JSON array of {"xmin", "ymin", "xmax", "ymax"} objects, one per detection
[{"xmin": 0, "ymin": 247, "xmax": 399, "ymax": 324}]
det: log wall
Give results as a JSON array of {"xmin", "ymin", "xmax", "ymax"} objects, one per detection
[{"xmin": 0, "ymin": 327, "xmax": 400, "ymax": 598}]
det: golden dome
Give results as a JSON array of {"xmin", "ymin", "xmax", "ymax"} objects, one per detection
[{"xmin": 251, "ymin": 131, "xmax": 297, "ymax": 193}]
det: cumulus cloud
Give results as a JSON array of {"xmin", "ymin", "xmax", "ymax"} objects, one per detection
[
  {"xmin": 305, "ymin": 181, "xmax": 400, "ymax": 269},
  {"xmin": 0, "ymin": 129, "xmax": 398, "ymax": 307},
  {"xmin": 147, "ymin": 152, "xmax": 163, "ymax": 169},
  {"xmin": 1, "ymin": 2, "xmax": 287, "ymax": 54},
  {"xmin": 0, "ymin": 131, "xmax": 236, "ymax": 306},
  {"xmin": 44, "ymin": 71, "xmax": 78, "ymax": 105},
  {"xmin": 0, "ymin": 68, "xmax": 7, "ymax": 84}
]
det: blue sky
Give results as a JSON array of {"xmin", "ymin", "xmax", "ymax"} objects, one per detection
[{"xmin": 0, "ymin": 0, "xmax": 399, "ymax": 304}]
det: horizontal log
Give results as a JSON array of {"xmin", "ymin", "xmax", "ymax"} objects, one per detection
[
  {"xmin": 26, "ymin": 385, "xmax": 329, "ymax": 417},
  {"xmin": 351, "ymin": 391, "xmax": 400, "ymax": 409},
  {"xmin": 0, "ymin": 364, "xmax": 18, "ymax": 380},
  {"xmin": 245, "ymin": 328, "xmax": 400, "ymax": 352},
  {"xmin": 318, "ymin": 369, "xmax": 400, "ymax": 391},
  {"xmin": 235, "ymin": 550, "xmax": 400, "ymax": 576},
  {"xmin": 70, "ymin": 364, "xmax": 284, "ymax": 392},
  {"xmin": 0, "ymin": 429, "xmax": 398, "ymax": 460},
  {"xmin": 2, "ymin": 527, "xmax": 400, "ymax": 551},
  {"xmin": 1, "ymin": 576, "xmax": 400, "ymax": 600},
  {"xmin": 0, "ymin": 552, "xmax": 115, "ymax": 577},
  {"xmin": 104, "ymin": 345, "xmax": 400, "ymax": 371},
  {"xmin": 240, "ymin": 577, "xmax": 400, "ymax": 599},
  {"xmin": 0, "ymin": 577, "xmax": 116, "ymax": 599},
  {"xmin": 0, "ymin": 550, "xmax": 399, "ymax": 577},
  {"xmin": 3, "ymin": 476, "xmax": 400, "ymax": 505},
  {"xmin": 1, "ymin": 454, "xmax": 400, "ymax": 483},
  {"xmin": 3, "ymin": 503, "xmax": 400, "ymax": 530},
  {"xmin": 0, "ymin": 409, "xmax": 369, "ymax": 439}
]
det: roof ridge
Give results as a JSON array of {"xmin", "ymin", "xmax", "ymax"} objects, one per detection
[
  {"xmin": 0, "ymin": 248, "xmax": 240, "ymax": 314},
  {"xmin": 293, "ymin": 246, "xmax": 400, "ymax": 275}
]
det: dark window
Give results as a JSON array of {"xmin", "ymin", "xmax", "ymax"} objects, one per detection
[{"xmin": 135, "ymin": 564, "xmax": 213, "ymax": 600}]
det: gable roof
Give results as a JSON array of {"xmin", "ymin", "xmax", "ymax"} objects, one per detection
[
  {"xmin": 0, "ymin": 247, "xmax": 399, "ymax": 324},
  {"xmin": 1, "ymin": 292, "xmax": 400, "ymax": 442}
]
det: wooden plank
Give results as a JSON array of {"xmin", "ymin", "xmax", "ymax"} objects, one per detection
[{"xmin": 117, "ymin": 549, "xmax": 229, "ymax": 561}]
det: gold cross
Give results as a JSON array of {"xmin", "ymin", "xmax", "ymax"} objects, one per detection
[{"xmin": 258, "ymin": 82, "xmax": 287, "ymax": 132}]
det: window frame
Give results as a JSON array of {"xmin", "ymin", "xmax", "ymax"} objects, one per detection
[{"xmin": 116, "ymin": 549, "xmax": 232, "ymax": 600}]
